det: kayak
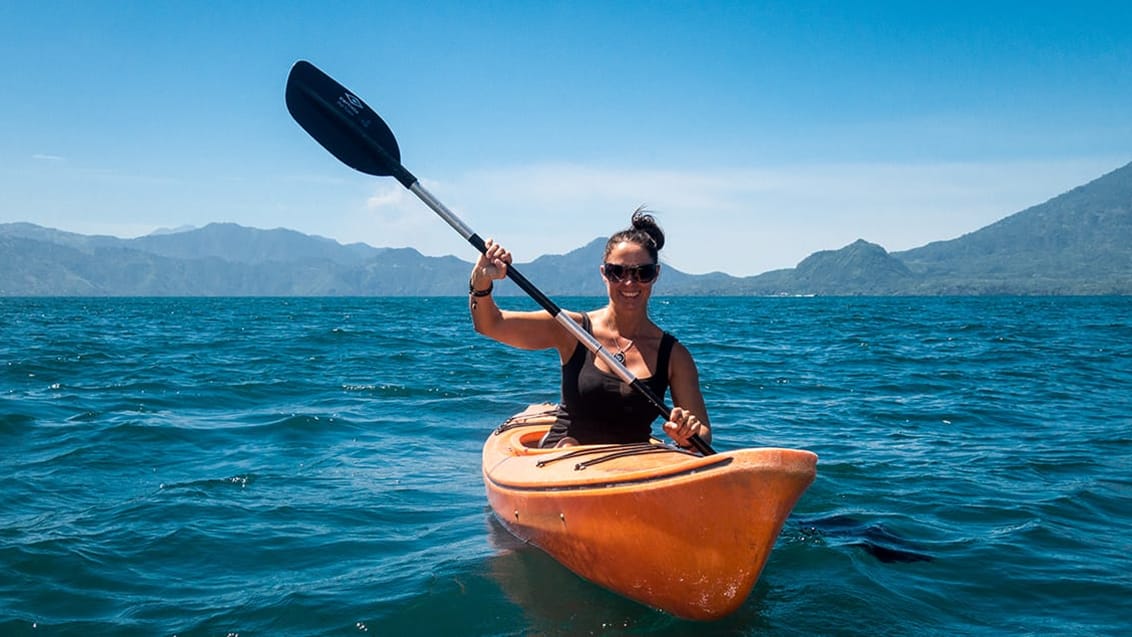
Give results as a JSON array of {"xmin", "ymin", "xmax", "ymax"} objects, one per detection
[{"xmin": 482, "ymin": 404, "xmax": 818, "ymax": 621}]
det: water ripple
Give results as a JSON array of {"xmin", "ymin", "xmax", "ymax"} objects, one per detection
[{"xmin": 2, "ymin": 296, "xmax": 1130, "ymax": 635}]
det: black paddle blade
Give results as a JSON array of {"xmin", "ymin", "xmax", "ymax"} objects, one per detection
[{"xmin": 285, "ymin": 60, "xmax": 415, "ymax": 187}]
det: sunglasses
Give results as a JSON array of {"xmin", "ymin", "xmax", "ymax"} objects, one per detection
[{"xmin": 602, "ymin": 262, "xmax": 659, "ymax": 284}]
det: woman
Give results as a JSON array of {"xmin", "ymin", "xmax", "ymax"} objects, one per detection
[{"xmin": 468, "ymin": 208, "xmax": 711, "ymax": 450}]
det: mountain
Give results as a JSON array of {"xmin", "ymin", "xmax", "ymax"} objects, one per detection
[
  {"xmin": 147, "ymin": 225, "xmax": 197, "ymax": 236},
  {"xmin": 890, "ymin": 161, "xmax": 1132, "ymax": 294},
  {"xmin": 129, "ymin": 223, "xmax": 385, "ymax": 265},
  {"xmin": 735, "ymin": 160, "xmax": 1132, "ymax": 295},
  {"xmin": 786, "ymin": 239, "xmax": 915, "ymax": 295},
  {"xmin": 0, "ymin": 223, "xmax": 471, "ymax": 296},
  {"xmin": 3, "ymin": 160, "xmax": 1131, "ymax": 295}
]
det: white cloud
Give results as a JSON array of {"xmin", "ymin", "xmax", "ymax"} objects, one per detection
[{"xmin": 365, "ymin": 183, "xmax": 408, "ymax": 211}]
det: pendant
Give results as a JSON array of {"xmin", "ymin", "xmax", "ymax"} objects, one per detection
[{"xmin": 614, "ymin": 351, "xmax": 626, "ymax": 364}]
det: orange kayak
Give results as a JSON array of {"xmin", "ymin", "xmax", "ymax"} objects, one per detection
[{"xmin": 482, "ymin": 404, "xmax": 818, "ymax": 621}]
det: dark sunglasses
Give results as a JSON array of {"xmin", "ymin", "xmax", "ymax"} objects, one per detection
[{"xmin": 602, "ymin": 262, "xmax": 659, "ymax": 284}]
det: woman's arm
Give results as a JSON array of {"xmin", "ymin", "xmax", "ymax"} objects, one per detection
[
  {"xmin": 469, "ymin": 238, "xmax": 578, "ymax": 356},
  {"xmin": 664, "ymin": 341, "xmax": 712, "ymax": 446}
]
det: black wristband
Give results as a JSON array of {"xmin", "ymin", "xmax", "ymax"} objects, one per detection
[{"xmin": 469, "ymin": 279, "xmax": 493, "ymax": 297}]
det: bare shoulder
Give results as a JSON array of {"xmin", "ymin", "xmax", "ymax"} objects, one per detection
[
  {"xmin": 668, "ymin": 339, "xmax": 701, "ymax": 375},
  {"xmin": 669, "ymin": 337, "xmax": 694, "ymax": 359},
  {"xmin": 563, "ymin": 309, "xmax": 589, "ymax": 324},
  {"xmin": 540, "ymin": 309, "xmax": 590, "ymax": 358}
]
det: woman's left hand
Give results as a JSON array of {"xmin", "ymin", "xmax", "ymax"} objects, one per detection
[{"xmin": 663, "ymin": 407, "xmax": 703, "ymax": 448}]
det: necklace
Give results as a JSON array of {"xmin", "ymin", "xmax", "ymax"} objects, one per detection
[{"xmin": 610, "ymin": 335, "xmax": 635, "ymax": 364}]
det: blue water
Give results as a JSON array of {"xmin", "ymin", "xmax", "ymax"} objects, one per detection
[{"xmin": 2, "ymin": 296, "xmax": 1130, "ymax": 635}]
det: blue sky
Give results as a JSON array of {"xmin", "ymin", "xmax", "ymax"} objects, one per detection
[{"xmin": 3, "ymin": 1, "xmax": 1130, "ymax": 276}]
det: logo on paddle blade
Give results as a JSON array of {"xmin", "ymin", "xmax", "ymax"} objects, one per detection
[{"xmin": 336, "ymin": 92, "xmax": 365, "ymax": 117}]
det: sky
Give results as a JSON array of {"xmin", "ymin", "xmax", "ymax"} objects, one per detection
[{"xmin": 3, "ymin": 1, "xmax": 1131, "ymax": 276}]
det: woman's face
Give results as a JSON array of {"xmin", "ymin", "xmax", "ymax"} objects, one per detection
[{"xmin": 601, "ymin": 241, "xmax": 659, "ymax": 310}]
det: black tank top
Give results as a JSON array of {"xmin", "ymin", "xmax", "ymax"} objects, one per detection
[{"xmin": 542, "ymin": 314, "xmax": 677, "ymax": 446}]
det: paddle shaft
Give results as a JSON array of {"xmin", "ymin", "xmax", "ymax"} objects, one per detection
[{"xmin": 286, "ymin": 61, "xmax": 714, "ymax": 455}]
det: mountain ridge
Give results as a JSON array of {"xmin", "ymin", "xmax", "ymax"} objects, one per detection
[{"xmin": 4, "ymin": 160, "xmax": 1131, "ymax": 296}]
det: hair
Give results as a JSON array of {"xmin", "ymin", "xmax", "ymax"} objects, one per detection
[{"xmin": 604, "ymin": 205, "xmax": 665, "ymax": 262}]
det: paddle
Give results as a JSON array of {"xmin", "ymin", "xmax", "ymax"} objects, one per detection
[{"xmin": 285, "ymin": 60, "xmax": 715, "ymax": 456}]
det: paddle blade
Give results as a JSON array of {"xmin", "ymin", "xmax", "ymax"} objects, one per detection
[{"xmin": 285, "ymin": 60, "xmax": 415, "ymax": 187}]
